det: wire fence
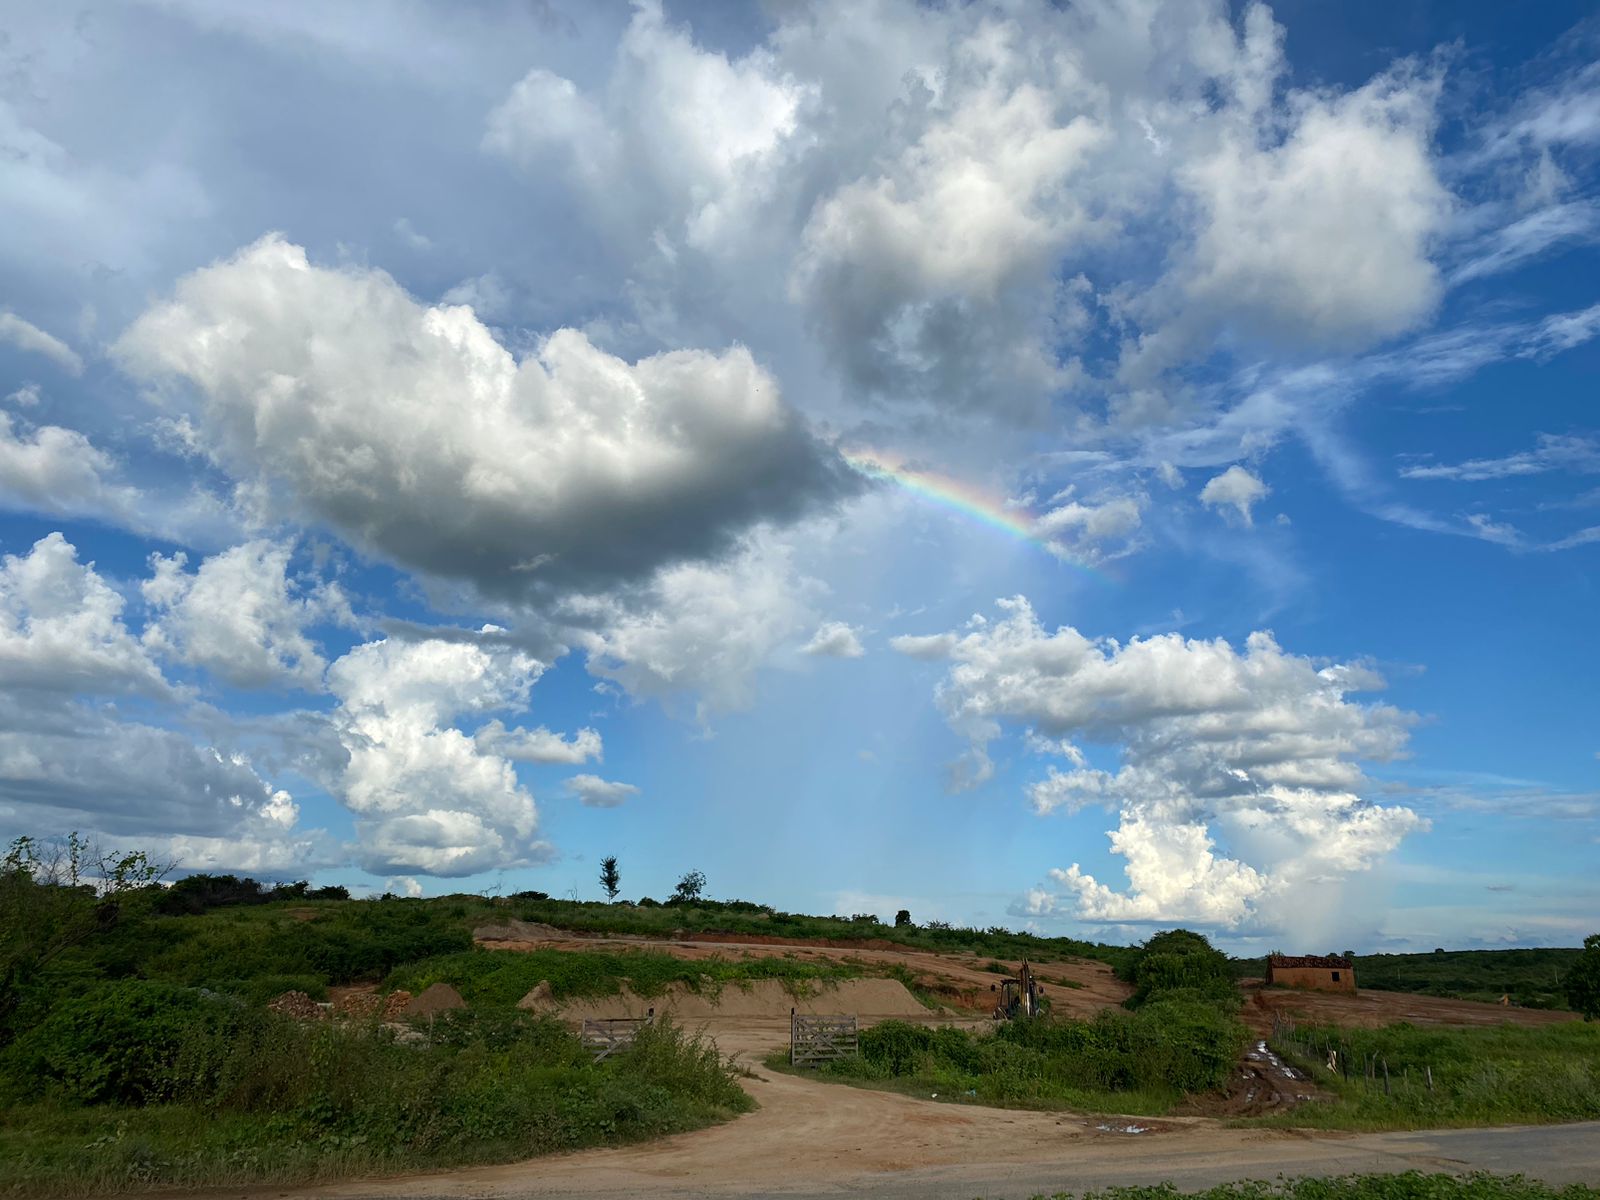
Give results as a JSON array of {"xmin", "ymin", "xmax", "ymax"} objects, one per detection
[{"xmin": 1270, "ymin": 1013, "xmax": 1436, "ymax": 1096}]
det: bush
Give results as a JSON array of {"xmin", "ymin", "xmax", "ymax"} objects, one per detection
[{"xmin": 0, "ymin": 980, "xmax": 249, "ymax": 1105}]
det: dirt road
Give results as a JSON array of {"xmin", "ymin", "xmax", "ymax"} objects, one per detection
[{"xmin": 196, "ymin": 1017, "xmax": 1598, "ymax": 1200}]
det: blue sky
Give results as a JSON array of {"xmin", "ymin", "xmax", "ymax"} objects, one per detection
[{"xmin": 1, "ymin": 0, "xmax": 1596, "ymax": 952}]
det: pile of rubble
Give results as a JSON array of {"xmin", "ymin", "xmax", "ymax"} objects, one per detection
[
  {"xmin": 266, "ymin": 990, "xmax": 326, "ymax": 1020},
  {"xmin": 332, "ymin": 989, "xmax": 413, "ymax": 1020}
]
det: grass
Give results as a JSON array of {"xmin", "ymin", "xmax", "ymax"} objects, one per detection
[
  {"xmin": 774, "ymin": 1001, "xmax": 1248, "ymax": 1117},
  {"xmin": 1013, "ymin": 1177, "xmax": 1600, "ymax": 1200},
  {"xmin": 385, "ymin": 946, "xmax": 865, "ymax": 1005},
  {"xmin": 1256, "ymin": 1020, "xmax": 1600, "ymax": 1130},
  {"xmin": 0, "ymin": 1008, "xmax": 749, "ymax": 1198}
]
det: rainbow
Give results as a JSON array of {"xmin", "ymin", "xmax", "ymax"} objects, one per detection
[{"xmin": 843, "ymin": 449, "xmax": 1115, "ymax": 583}]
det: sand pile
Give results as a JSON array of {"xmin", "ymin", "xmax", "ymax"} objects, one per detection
[
  {"xmin": 403, "ymin": 982, "xmax": 466, "ymax": 1017},
  {"xmin": 474, "ymin": 919, "xmax": 568, "ymax": 943},
  {"xmin": 267, "ymin": 990, "xmax": 326, "ymax": 1020},
  {"xmin": 519, "ymin": 978, "xmax": 927, "ymax": 1022}
]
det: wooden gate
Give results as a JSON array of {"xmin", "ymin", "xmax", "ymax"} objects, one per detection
[
  {"xmin": 790, "ymin": 1009, "xmax": 858, "ymax": 1067},
  {"xmin": 581, "ymin": 1009, "xmax": 655, "ymax": 1061}
]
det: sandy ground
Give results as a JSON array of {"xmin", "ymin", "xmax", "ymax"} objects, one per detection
[
  {"xmin": 475, "ymin": 925, "xmax": 1132, "ymax": 1017},
  {"xmin": 1240, "ymin": 980, "xmax": 1579, "ymax": 1034}
]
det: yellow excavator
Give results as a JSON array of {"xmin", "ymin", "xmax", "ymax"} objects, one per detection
[{"xmin": 991, "ymin": 960, "xmax": 1047, "ymax": 1020}]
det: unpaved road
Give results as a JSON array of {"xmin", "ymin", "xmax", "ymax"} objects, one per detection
[{"xmin": 192, "ymin": 1018, "xmax": 1600, "ymax": 1200}]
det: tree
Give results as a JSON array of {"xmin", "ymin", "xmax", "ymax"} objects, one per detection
[
  {"xmin": 1565, "ymin": 933, "xmax": 1600, "ymax": 1020},
  {"xmin": 895, "ymin": 909, "xmax": 912, "ymax": 927},
  {"xmin": 672, "ymin": 869, "xmax": 706, "ymax": 904},
  {"xmin": 1, "ymin": 834, "xmax": 164, "ymax": 1043},
  {"xmin": 599, "ymin": 855, "xmax": 621, "ymax": 901}
]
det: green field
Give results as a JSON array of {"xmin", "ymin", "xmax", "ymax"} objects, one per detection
[{"xmin": 1262, "ymin": 1019, "xmax": 1600, "ymax": 1129}]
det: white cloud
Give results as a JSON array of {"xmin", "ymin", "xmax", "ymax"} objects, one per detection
[
  {"xmin": 571, "ymin": 534, "xmax": 823, "ymax": 716},
  {"xmin": 0, "ymin": 311, "xmax": 84, "ymax": 375},
  {"xmin": 0, "ymin": 412, "xmax": 140, "ymax": 523},
  {"xmin": 115, "ymin": 235, "xmax": 853, "ymax": 598},
  {"xmin": 1199, "ymin": 465, "xmax": 1269, "ymax": 524},
  {"xmin": 1032, "ymin": 495, "xmax": 1143, "ymax": 560},
  {"xmin": 142, "ymin": 540, "xmax": 350, "ymax": 690},
  {"xmin": 803, "ymin": 620, "xmax": 865, "ymax": 659},
  {"xmin": 890, "ymin": 632, "xmax": 959, "ymax": 660},
  {"xmin": 1401, "ymin": 433, "xmax": 1600, "ymax": 481},
  {"xmin": 1167, "ymin": 63, "xmax": 1449, "ymax": 354},
  {"xmin": 566, "ymin": 773, "xmax": 639, "ymax": 808},
  {"xmin": 474, "ymin": 719, "xmax": 602, "ymax": 765},
  {"xmin": 5, "ymin": 383, "xmax": 41, "ymax": 408},
  {"xmin": 0, "ymin": 533, "xmax": 316, "ymax": 868},
  {"xmin": 901, "ymin": 596, "xmax": 1422, "ymax": 929},
  {"xmin": 325, "ymin": 634, "xmax": 548, "ymax": 876},
  {"xmin": 0, "ymin": 532, "xmax": 166, "ymax": 696},
  {"xmin": 486, "ymin": 1, "xmax": 810, "ymax": 256}
]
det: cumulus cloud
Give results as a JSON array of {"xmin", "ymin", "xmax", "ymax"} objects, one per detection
[
  {"xmin": 571, "ymin": 534, "xmax": 823, "ymax": 716},
  {"xmin": 142, "ymin": 540, "xmax": 351, "ymax": 690},
  {"xmin": 1166, "ymin": 63, "xmax": 1450, "ymax": 355},
  {"xmin": 325, "ymin": 634, "xmax": 548, "ymax": 876},
  {"xmin": 0, "ymin": 532, "xmax": 167, "ymax": 697},
  {"xmin": 0, "ymin": 412, "xmax": 140, "ymax": 523},
  {"xmin": 0, "ymin": 311, "xmax": 84, "ymax": 375},
  {"xmin": 1033, "ymin": 495, "xmax": 1143, "ymax": 561},
  {"xmin": 566, "ymin": 774, "xmax": 639, "ymax": 808},
  {"xmin": 0, "ymin": 533, "xmax": 317, "ymax": 869},
  {"xmin": 482, "ymin": 0, "xmax": 1454, "ymax": 429},
  {"xmin": 803, "ymin": 620, "xmax": 865, "ymax": 658},
  {"xmin": 474, "ymin": 719, "xmax": 602, "ymax": 765},
  {"xmin": 115, "ymin": 235, "xmax": 855, "ymax": 598},
  {"xmin": 1199, "ymin": 465, "xmax": 1270, "ymax": 524},
  {"xmin": 901, "ymin": 596, "xmax": 1422, "ymax": 928}
]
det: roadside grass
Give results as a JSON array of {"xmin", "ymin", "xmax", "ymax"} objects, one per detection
[
  {"xmin": 1253, "ymin": 1020, "xmax": 1600, "ymax": 1130},
  {"xmin": 0, "ymin": 1005, "xmax": 750, "ymax": 1198},
  {"xmin": 771, "ymin": 1003, "xmax": 1245, "ymax": 1117},
  {"xmin": 1011, "ymin": 1176, "xmax": 1600, "ymax": 1200},
  {"xmin": 385, "ymin": 946, "xmax": 864, "ymax": 1005}
]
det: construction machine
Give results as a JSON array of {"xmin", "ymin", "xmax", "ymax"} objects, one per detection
[{"xmin": 991, "ymin": 960, "xmax": 1047, "ymax": 1020}]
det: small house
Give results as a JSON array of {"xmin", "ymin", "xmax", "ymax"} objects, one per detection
[{"xmin": 1265, "ymin": 953, "xmax": 1355, "ymax": 993}]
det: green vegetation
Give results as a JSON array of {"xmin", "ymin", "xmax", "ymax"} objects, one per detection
[
  {"xmin": 0, "ymin": 998, "xmax": 747, "ymax": 1197},
  {"xmin": 387, "ymin": 946, "xmax": 864, "ymax": 1006},
  {"xmin": 1264, "ymin": 1019, "xmax": 1600, "ymax": 1129},
  {"xmin": 1230, "ymin": 947, "xmax": 1583, "ymax": 1011},
  {"xmin": 777, "ymin": 929, "xmax": 1249, "ymax": 1115},
  {"xmin": 1565, "ymin": 935, "xmax": 1600, "ymax": 1019},
  {"xmin": 0, "ymin": 848, "xmax": 760, "ymax": 1197},
  {"xmin": 1018, "ymin": 1176, "xmax": 1600, "ymax": 1200}
]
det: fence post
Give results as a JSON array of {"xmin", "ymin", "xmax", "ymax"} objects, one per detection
[
  {"xmin": 1383, "ymin": 1058, "xmax": 1390, "ymax": 1096},
  {"xmin": 1426, "ymin": 1065, "xmax": 1433, "ymax": 1092}
]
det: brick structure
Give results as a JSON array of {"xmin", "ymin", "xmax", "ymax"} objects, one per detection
[{"xmin": 1266, "ymin": 953, "xmax": 1356, "ymax": 993}]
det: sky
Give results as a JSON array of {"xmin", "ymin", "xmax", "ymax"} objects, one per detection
[{"xmin": 1, "ymin": 0, "xmax": 1596, "ymax": 954}]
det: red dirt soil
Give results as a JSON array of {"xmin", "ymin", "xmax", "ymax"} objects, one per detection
[
  {"xmin": 473, "ymin": 925, "xmax": 1132, "ymax": 1016},
  {"xmin": 1240, "ymin": 979, "xmax": 1578, "ymax": 1035}
]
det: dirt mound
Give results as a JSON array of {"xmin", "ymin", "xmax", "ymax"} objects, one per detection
[
  {"xmin": 332, "ymin": 989, "xmax": 414, "ymax": 1020},
  {"xmin": 403, "ymin": 982, "xmax": 466, "ymax": 1017},
  {"xmin": 516, "ymin": 980, "xmax": 554, "ymax": 1010},
  {"xmin": 267, "ymin": 990, "xmax": 326, "ymax": 1020},
  {"xmin": 474, "ymin": 918, "xmax": 568, "ymax": 943},
  {"xmin": 532, "ymin": 977, "xmax": 928, "ymax": 1023}
]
